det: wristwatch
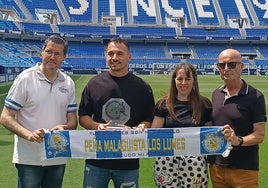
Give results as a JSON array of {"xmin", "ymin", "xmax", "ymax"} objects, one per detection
[{"xmin": 237, "ymin": 136, "xmax": 244, "ymax": 146}]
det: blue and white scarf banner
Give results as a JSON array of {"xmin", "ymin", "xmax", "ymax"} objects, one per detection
[{"xmin": 42, "ymin": 126, "xmax": 227, "ymax": 160}]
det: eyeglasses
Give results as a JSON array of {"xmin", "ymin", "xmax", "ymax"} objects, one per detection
[
  {"xmin": 43, "ymin": 50, "xmax": 63, "ymax": 58},
  {"xmin": 217, "ymin": 62, "xmax": 240, "ymax": 70}
]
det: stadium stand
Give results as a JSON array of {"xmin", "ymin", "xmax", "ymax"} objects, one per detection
[{"xmin": 0, "ymin": 0, "xmax": 268, "ymax": 81}]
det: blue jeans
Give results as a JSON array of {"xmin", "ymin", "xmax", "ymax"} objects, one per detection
[
  {"xmin": 83, "ymin": 163, "xmax": 139, "ymax": 188},
  {"xmin": 15, "ymin": 163, "xmax": 65, "ymax": 188}
]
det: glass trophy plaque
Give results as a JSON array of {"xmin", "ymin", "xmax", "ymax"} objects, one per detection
[{"xmin": 102, "ymin": 98, "xmax": 130, "ymax": 129}]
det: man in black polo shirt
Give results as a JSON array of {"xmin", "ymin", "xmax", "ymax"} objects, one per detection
[{"xmin": 209, "ymin": 48, "xmax": 266, "ymax": 187}]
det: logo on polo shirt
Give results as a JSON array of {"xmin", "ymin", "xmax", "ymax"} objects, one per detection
[{"xmin": 58, "ymin": 86, "xmax": 68, "ymax": 93}]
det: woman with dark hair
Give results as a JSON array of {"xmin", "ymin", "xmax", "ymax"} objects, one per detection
[{"xmin": 152, "ymin": 62, "xmax": 212, "ymax": 188}]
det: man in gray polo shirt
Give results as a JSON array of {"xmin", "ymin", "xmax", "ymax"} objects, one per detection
[{"xmin": 0, "ymin": 35, "xmax": 77, "ymax": 188}]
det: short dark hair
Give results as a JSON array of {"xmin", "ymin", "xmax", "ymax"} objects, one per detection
[
  {"xmin": 106, "ymin": 37, "xmax": 130, "ymax": 52},
  {"xmin": 42, "ymin": 35, "xmax": 68, "ymax": 55}
]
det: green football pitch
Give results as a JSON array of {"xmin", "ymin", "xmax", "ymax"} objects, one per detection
[{"xmin": 0, "ymin": 74, "xmax": 267, "ymax": 187}]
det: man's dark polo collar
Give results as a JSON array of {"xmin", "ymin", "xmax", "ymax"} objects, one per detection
[{"xmin": 219, "ymin": 79, "xmax": 249, "ymax": 96}]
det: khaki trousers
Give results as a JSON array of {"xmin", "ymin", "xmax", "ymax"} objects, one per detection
[{"xmin": 209, "ymin": 164, "xmax": 258, "ymax": 188}]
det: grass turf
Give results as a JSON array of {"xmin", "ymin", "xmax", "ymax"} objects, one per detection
[{"xmin": 0, "ymin": 74, "xmax": 267, "ymax": 187}]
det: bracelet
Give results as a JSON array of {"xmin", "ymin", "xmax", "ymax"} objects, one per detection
[{"xmin": 237, "ymin": 136, "xmax": 244, "ymax": 146}]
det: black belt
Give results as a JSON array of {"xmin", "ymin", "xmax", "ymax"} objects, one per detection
[{"xmin": 216, "ymin": 163, "xmax": 234, "ymax": 168}]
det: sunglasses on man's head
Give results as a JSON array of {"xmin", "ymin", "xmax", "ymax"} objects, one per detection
[{"xmin": 217, "ymin": 62, "xmax": 240, "ymax": 70}]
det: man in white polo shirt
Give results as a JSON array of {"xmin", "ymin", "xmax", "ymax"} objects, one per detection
[{"xmin": 0, "ymin": 35, "xmax": 77, "ymax": 188}]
